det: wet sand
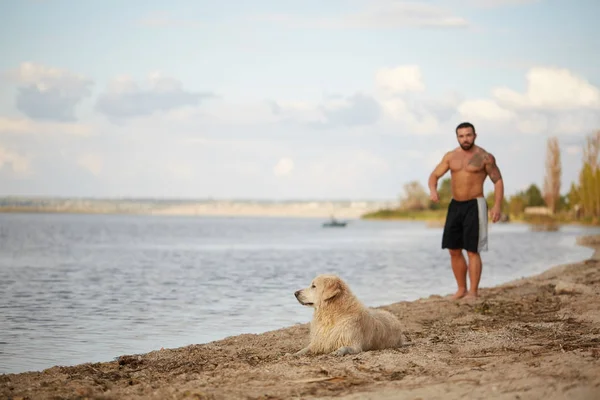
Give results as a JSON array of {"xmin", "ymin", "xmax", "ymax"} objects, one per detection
[{"xmin": 2, "ymin": 235, "xmax": 599, "ymax": 400}]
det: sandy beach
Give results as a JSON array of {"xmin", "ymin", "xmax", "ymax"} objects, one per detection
[{"xmin": 2, "ymin": 234, "xmax": 599, "ymax": 400}]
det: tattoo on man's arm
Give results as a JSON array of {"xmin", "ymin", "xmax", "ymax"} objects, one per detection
[{"xmin": 485, "ymin": 156, "xmax": 502, "ymax": 183}]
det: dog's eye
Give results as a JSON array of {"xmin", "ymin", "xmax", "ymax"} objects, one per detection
[{"xmin": 311, "ymin": 284, "xmax": 316, "ymax": 289}]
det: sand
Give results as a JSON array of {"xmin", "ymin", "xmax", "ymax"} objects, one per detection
[{"xmin": 2, "ymin": 235, "xmax": 600, "ymax": 400}]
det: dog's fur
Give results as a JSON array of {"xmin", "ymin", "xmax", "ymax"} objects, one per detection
[{"xmin": 294, "ymin": 274, "xmax": 404, "ymax": 356}]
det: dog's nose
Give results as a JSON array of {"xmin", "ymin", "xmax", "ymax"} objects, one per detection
[{"xmin": 294, "ymin": 290, "xmax": 300, "ymax": 297}]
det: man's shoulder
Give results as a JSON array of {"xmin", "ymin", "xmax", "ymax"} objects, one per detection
[
  {"xmin": 475, "ymin": 146, "xmax": 497, "ymax": 164},
  {"xmin": 444, "ymin": 148, "xmax": 460, "ymax": 158},
  {"xmin": 475, "ymin": 145, "xmax": 494, "ymax": 157}
]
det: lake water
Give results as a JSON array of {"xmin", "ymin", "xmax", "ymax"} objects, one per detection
[{"xmin": 1, "ymin": 213, "xmax": 598, "ymax": 375}]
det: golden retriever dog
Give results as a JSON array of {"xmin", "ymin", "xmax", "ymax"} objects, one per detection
[{"xmin": 293, "ymin": 274, "xmax": 404, "ymax": 356}]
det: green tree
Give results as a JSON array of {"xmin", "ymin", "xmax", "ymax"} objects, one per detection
[
  {"xmin": 524, "ymin": 184, "xmax": 545, "ymax": 207},
  {"xmin": 567, "ymin": 182, "xmax": 580, "ymax": 210},
  {"xmin": 556, "ymin": 195, "xmax": 568, "ymax": 212}
]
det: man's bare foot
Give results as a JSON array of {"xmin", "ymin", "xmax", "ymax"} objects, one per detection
[{"xmin": 451, "ymin": 290, "xmax": 467, "ymax": 300}]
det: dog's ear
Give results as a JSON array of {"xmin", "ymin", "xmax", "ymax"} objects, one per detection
[{"xmin": 323, "ymin": 278, "xmax": 342, "ymax": 302}]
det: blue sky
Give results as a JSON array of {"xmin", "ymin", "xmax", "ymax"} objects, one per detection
[{"xmin": 0, "ymin": 0, "xmax": 599, "ymax": 200}]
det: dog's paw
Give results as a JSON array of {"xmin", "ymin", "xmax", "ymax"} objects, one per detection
[
  {"xmin": 293, "ymin": 347, "xmax": 310, "ymax": 357},
  {"xmin": 332, "ymin": 346, "xmax": 354, "ymax": 356},
  {"xmin": 333, "ymin": 346, "xmax": 362, "ymax": 356}
]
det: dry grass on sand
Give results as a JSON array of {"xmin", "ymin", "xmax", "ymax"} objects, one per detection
[{"xmin": 2, "ymin": 235, "xmax": 600, "ymax": 400}]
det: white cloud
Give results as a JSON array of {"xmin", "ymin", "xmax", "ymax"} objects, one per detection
[
  {"xmin": 375, "ymin": 65, "xmax": 425, "ymax": 95},
  {"xmin": 0, "ymin": 145, "xmax": 31, "ymax": 176},
  {"xmin": 270, "ymin": 65, "xmax": 462, "ymax": 136},
  {"xmin": 5, "ymin": 62, "xmax": 92, "ymax": 95},
  {"xmin": 269, "ymin": 93, "xmax": 382, "ymax": 129},
  {"xmin": 451, "ymin": 66, "xmax": 600, "ymax": 137},
  {"xmin": 273, "ymin": 157, "xmax": 294, "ymax": 177},
  {"xmin": 458, "ymin": 99, "xmax": 514, "ymax": 121},
  {"xmin": 3, "ymin": 62, "xmax": 93, "ymax": 122},
  {"xmin": 268, "ymin": 65, "xmax": 600, "ymax": 139},
  {"xmin": 95, "ymin": 72, "xmax": 214, "ymax": 121},
  {"xmin": 492, "ymin": 67, "xmax": 600, "ymax": 111},
  {"xmin": 271, "ymin": 65, "xmax": 432, "ymax": 132},
  {"xmin": 318, "ymin": 93, "xmax": 382, "ymax": 128},
  {"xmin": 380, "ymin": 98, "xmax": 441, "ymax": 135},
  {"xmin": 380, "ymin": 98, "xmax": 408, "ymax": 118}
]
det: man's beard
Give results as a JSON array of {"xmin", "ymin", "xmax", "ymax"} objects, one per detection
[{"xmin": 460, "ymin": 142, "xmax": 474, "ymax": 150}]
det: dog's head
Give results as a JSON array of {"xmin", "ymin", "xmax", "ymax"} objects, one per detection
[{"xmin": 294, "ymin": 274, "xmax": 345, "ymax": 308}]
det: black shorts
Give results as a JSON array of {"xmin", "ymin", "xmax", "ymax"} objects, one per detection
[{"xmin": 441, "ymin": 197, "xmax": 488, "ymax": 253}]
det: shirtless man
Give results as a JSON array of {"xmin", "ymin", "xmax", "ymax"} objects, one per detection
[{"xmin": 428, "ymin": 122, "xmax": 504, "ymax": 300}]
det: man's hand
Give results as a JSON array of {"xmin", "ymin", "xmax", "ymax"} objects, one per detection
[
  {"xmin": 428, "ymin": 152, "xmax": 450, "ymax": 203},
  {"xmin": 490, "ymin": 204, "xmax": 502, "ymax": 223}
]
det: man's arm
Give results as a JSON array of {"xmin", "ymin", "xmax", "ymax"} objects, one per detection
[
  {"xmin": 428, "ymin": 152, "xmax": 450, "ymax": 202},
  {"xmin": 485, "ymin": 153, "xmax": 504, "ymax": 222}
]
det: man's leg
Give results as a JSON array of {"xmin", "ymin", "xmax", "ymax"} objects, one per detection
[
  {"xmin": 442, "ymin": 200, "xmax": 467, "ymax": 300},
  {"xmin": 448, "ymin": 249, "xmax": 468, "ymax": 300},
  {"xmin": 462, "ymin": 198, "xmax": 487, "ymax": 300},
  {"xmin": 465, "ymin": 251, "xmax": 482, "ymax": 299}
]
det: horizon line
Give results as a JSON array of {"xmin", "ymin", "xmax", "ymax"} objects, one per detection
[{"xmin": 0, "ymin": 195, "xmax": 398, "ymax": 202}]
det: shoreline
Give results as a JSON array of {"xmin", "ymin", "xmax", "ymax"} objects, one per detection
[
  {"xmin": 0, "ymin": 199, "xmax": 394, "ymax": 220},
  {"xmin": 2, "ymin": 235, "xmax": 600, "ymax": 399}
]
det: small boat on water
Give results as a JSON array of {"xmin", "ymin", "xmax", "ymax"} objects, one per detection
[{"xmin": 322, "ymin": 217, "xmax": 347, "ymax": 228}]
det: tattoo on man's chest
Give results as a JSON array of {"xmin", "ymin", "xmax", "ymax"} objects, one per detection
[{"xmin": 468, "ymin": 153, "xmax": 485, "ymax": 168}]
